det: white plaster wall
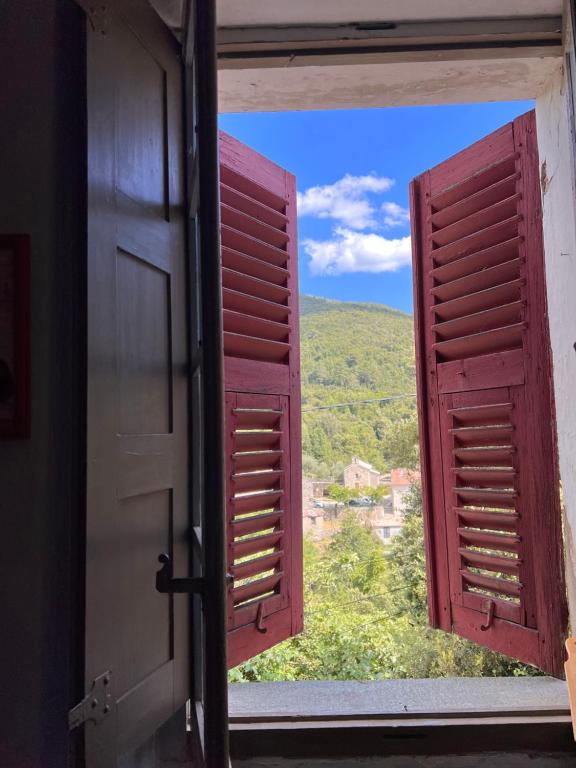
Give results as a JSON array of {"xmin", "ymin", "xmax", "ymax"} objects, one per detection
[
  {"xmin": 536, "ymin": 22, "xmax": 576, "ymax": 627},
  {"xmin": 219, "ymin": 57, "xmax": 560, "ymax": 113}
]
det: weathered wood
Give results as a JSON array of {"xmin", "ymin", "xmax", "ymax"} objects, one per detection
[
  {"xmin": 220, "ymin": 136, "xmax": 303, "ymax": 667},
  {"xmin": 411, "ymin": 110, "xmax": 567, "ymax": 676}
]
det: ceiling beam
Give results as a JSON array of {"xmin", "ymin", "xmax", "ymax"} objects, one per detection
[{"xmin": 217, "ymin": 16, "xmax": 562, "ymax": 69}]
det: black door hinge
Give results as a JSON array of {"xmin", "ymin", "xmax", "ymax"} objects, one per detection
[{"xmin": 68, "ymin": 672, "xmax": 113, "ymax": 731}]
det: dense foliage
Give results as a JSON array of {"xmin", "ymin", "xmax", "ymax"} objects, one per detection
[
  {"xmin": 300, "ymin": 295, "xmax": 417, "ymax": 475},
  {"xmin": 230, "ymin": 485, "xmax": 538, "ymax": 682}
]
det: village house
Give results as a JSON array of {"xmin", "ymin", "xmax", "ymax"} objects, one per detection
[
  {"xmin": 391, "ymin": 467, "xmax": 421, "ymax": 514},
  {"xmin": 370, "ymin": 500, "xmax": 406, "ymax": 544},
  {"xmin": 343, "ymin": 456, "xmax": 383, "ymax": 489}
]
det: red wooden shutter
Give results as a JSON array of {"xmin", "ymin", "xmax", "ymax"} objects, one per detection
[
  {"xmin": 411, "ymin": 110, "xmax": 568, "ymax": 675},
  {"xmin": 219, "ymin": 131, "xmax": 303, "ymax": 668}
]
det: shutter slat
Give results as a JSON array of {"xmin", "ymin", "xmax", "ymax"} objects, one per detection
[
  {"xmin": 221, "ymin": 225, "xmax": 288, "ymax": 268},
  {"xmin": 459, "ymin": 548, "xmax": 520, "ymax": 576},
  {"xmin": 222, "ymin": 267, "xmax": 290, "ymax": 305},
  {"xmin": 220, "ymin": 182, "xmax": 288, "ymax": 230},
  {"xmin": 224, "ymin": 309, "xmax": 290, "ymax": 343},
  {"xmin": 233, "ymin": 470, "xmax": 284, "ymax": 493},
  {"xmin": 232, "ymin": 552, "xmax": 284, "ymax": 581},
  {"xmin": 223, "ymin": 287, "xmax": 290, "ymax": 323},
  {"xmin": 431, "ymin": 194, "xmax": 521, "ymax": 248},
  {"xmin": 432, "ymin": 302, "xmax": 524, "ymax": 343},
  {"xmin": 232, "ymin": 573, "xmax": 283, "ymax": 605},
  {"xmin": 460, "ymin": 570, "xmax": 521, "ymax": 598},
  {"xmin": 221, "ymin": 203, "xmax": 289, "ymax": 249},
  {"xmin": 456, "ymin": 508, "xmax": 519, "ymax": 532},
  {"xmin": 454, "ymin": 486, "xmax": 517, "ymax": 508},
  {"xmin": 232, "ymin": 511, "xmax": 283, "ymax": 537},
  {"xmin": 233, "ymin": 531, "xmax": 284, "ymax": 559},
  {"xmin": 453, "ymin": 446, "xmax": 516, "ymax": 465},
  {"xmin": 431, "ymin": 173, "xmax": 520, "ymax": 229},
  {"xmin": 233, "ymin": 408, "xmax": 283, "ymax": 428},
  {"xmin": 222, "ymin": 246, "xmax": 290, "ymax": 287},
  {"xmin": 432, "ymin": 279, "xmax": 525, "ymax": 322},
  {"xmin": 448, "ymin": 402, "xmax": 513, "ymax": 422},
  {"xmin": 431, "ymin": 216, "xmax": 521, "ymax": 267},
  {"xmin": 451, "ymin": 468, "xmax": 516, "ymax": 486},
  {"xmin": 431, "ymin": 152, "xmax": 518, "ymax": 211},
  {"xmin": 221, "ymin": 163, "xmax": 286, "ymax": 212},
  {"xmin": 232, "ymin": 489, "xmax": 282, "ymax": 515},
  {"xmin": 432, "ymin": 322, "xmax": 525, "ymax": 361},
  {"xmin": 232, "ymin": 450, "xmax": 283, "ymax": 472},
  {"xmin": 430, "ymin": 237, "xmax": 521, "ymax": 284},
  {"xmin": 235, "ymin": 430, "xmax": 282, "ymax": 451},
  {"xmin": 224, "ymin": 332, "xmax": 291, "ymax": 363},
  {"xmin": 457, "ymin": 528, "xmax": 521, "ymax": 553},
  {"xmin": 449, "ymin": 423, "xmax": 514, "ymax": 442},
  {"xmin": 431, "ymin": 259, "xmax": 522, "ymax": 302}
]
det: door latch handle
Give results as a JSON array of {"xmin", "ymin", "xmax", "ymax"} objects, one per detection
[
  {"xmin": 156, "ymin": 553, "xmax": 234, "ymax": 595},
  {"xmin": 156, "ymin": 553, "xmax": 205, "ymax": 594}
]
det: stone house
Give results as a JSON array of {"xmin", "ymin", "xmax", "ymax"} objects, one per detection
[{"xmin": 343, "ymin": 456, "xmax": 382, "ymax": 489}]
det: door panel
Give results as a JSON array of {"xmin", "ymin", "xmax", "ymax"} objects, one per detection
[{"xmin": 85, "ymin": 1, "xmax": 189, "ymax": 762}]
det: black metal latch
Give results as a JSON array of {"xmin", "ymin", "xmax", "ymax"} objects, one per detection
[
  {"xmin": 156, "ymin": 553, "xmax": 206, "ymax": 594},
  {"xmin": 68, "ymin": 671, "xmax": 113, "ymax": 731},
  {"xmin": 156, "ymin": 553, "xmax": 234, "ymax": 594}
]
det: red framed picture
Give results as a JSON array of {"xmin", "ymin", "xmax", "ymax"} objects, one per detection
[{"xmin": 0, "ymin": 234, "xmax": 30, "ymax": 438}]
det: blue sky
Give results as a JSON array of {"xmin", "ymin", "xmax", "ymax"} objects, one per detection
[{"xmin": 220, "ymin": 102, "xmax": 533, "ymax": 315}]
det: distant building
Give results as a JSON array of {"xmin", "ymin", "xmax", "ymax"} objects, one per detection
[
  {"xmin": 390, "ymin": 468, "xmax": 421, "ymax": 514},
  {"xmin": 312, "ymin": 480, "xmax": 331, "ymax": 498},
  {"xmin": 358, "ymin": 495, "xmax": 404, "ymax": 543},
  {"xmin": 301, "ymin": 476, "xmax": 330, "ymax": 541},
  {"xmin": 343, "ymin": 456, "xmax": 382, "ymax": 489},
  {"xmin": 302, "ymin": 507, "xmax": 325, "ymax": 539}
]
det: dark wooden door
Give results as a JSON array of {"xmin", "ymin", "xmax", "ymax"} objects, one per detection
[{"xmin": 84, "ymin": 2, "xmax": 194, "ymax": 763}]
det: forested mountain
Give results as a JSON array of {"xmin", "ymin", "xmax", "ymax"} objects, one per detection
[{"xmin": 299, "ymin": 295, "xmax": 417, "ymax": 476}]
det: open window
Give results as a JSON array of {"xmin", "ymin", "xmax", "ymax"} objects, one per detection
[
  {"xmin": 218, "ymin": 110, "xmax": 568, "ymax": 677},
  {"xmin": 410, "ymin": 110, "xmax": 568, "ymax": 676}
]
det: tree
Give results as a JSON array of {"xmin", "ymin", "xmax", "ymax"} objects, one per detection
[
  {"xmin": 387, "ymin": 414, "xmax": 420, "ymax": 470},
  {"xmin": 327, "ymin": 483, "xmax": 358, "ymax": 506},
  {"xmin": 360, "ymin": 485, "xmax": 389, "ymax": 505}
]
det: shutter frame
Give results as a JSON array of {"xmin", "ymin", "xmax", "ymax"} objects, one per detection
[
  {"xmin": 220, "ymin": 131, "xmax": 303, "ymax": 669},
  {"xmin": 411, "ymin": 110, "xmax": 568, "ymax": 676}
]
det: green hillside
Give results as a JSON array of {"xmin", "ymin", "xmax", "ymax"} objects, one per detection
[{"xmin": 299, "ymin": 295, "xmax": 417, "ymax": 476}]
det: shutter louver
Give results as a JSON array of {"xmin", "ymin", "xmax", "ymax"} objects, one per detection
[
  {"xmin": 411, "ymin": 112, "xmax": 568, "ymax": 675},
  {"xmin": 220, "ymin": 131, "xmax": 303, "ymax": 669}
]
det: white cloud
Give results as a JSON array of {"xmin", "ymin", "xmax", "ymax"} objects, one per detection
[
  {"xmin": 297, "ymin": 173, "xmax": 394, "ymax": 230},
  {"xmin": 303, "ymin": 227, "xmax": 412, "ymax": 276},
  {"xmin": 381, "ymin": 201, "xmax": 410, "ymax": 228}
]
